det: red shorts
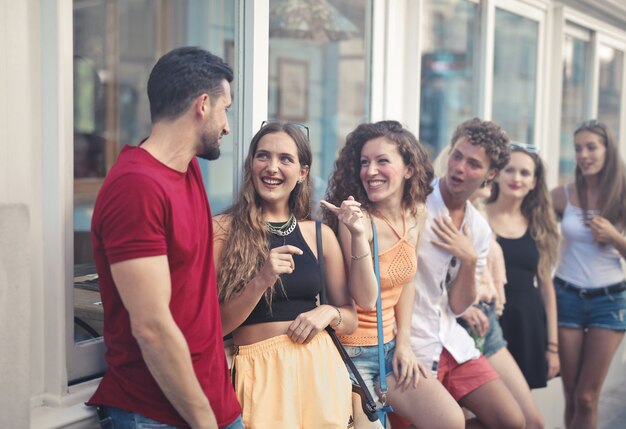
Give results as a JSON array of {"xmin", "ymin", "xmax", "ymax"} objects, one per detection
[{"xmin": 437, "ymin": 348, "xmax": 499, "ymax": 401}]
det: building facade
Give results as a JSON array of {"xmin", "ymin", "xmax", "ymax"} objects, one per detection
[{"xmin": 1, "ymin": 0, "xmax": 625, "ymax": 428}]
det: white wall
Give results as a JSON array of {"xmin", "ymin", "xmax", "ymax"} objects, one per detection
[{"xmin": 0, "ymin": 205, "xmax": 31, "ymax": 429}]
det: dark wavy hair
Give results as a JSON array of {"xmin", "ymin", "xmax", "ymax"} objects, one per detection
[
  {"xmin": 487, "ymin": 148, "xmax": 559, "ymax": 276},
  {"xmin": 448, "ymin": 118, "xmax": 511, "ymax": 171},
  {"xmin": 574, "ymin": 120, "xmax": 626, "ymax": 230},
  {"xmin": 324, "ymin": 120, "xmax": 433, "ymax": 231},
  {"xmin": 147, "ymin": 46, "xmax": 233, "ymax": 122},
  {"xmin": 216, "ymin": 122, "xmax": 312, "ymax": 303}
]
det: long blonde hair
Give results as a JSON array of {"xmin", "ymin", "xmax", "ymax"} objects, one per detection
[
  {"xmin": 216, "ymin": 122, "xmax": 312, "ymax": 303},
  {"xmin": 574, "ymin": 120, "xmax": 626, "ymax": 231},
  {"xmin": 487, "ymin": 148, "xmax": 559, "ymax": 277}
]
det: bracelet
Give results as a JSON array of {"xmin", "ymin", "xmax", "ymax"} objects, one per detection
[
  {"xmin": 331, "ymin": 306, "xmax": 343, "ymax": 328},
  {"xmin": 547, "ymin": 349, "xmax": 558, "ymax": 354},
  {"xmin": 351, "ymin": 251, "xmax": 370, "ymax": 261},
  {"xmin": 548, "ymin": 341, "xmax": 558, "ymax": 347}
]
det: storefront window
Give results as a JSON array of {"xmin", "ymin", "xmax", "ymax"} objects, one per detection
[
  {"xmin": 268, "ymin": 0, "xmax": 371, "ymax": 214},
  {"xmin": 559, "ymin": 34, "xmax": 589, "ymax": 185},
  {"xmin": 72, "ymin": 0, "xmax": 238, "ymax": 350},
  {"xmin": 419, "ymin": 0, "xmax": 479, "ymax": 157},
  {"xmin": 598, "ymin": 44, "xmax": 623, "ymax": 141},
  {"xmin": 492, "ymin": 8, "xmax": 538, "ymax": 145}
]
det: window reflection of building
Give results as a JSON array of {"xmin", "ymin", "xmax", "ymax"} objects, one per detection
[
  {"xmin": 268, "ymin": 0, "xmax": 370, "ymax": 216},
  {"xmin": 419, "ymin": 0, "xmax": 479, "ymax": 157},
  {"xmin": 598, "ymin": 45, "xmax": 623, "ymax": 140},
  {"xmin": 71, "ymin": 0, "xmax": 237, "ymax": 350},
  {"xmin": 492, "ymin": 8, "xmax": 538, "ymax": 145},
  {"xmin": 559, "ymin": 34, "xmax": 590, "ymax": 185}
]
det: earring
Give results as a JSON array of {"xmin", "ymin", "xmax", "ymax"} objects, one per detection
[
  {"xmin": 481, "ymin": 180, "xmax": 489, "ymax": 188},
  {"xmin": 297, "ymin": 179, "xmax": 304, "ymax": 184}
]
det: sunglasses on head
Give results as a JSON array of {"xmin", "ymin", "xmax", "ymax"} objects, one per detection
[
  {"xmin": 510, "ymin": 141, "xmax": 539, "ymax": 154},
  {"xmin": 260, "ymin": 120, "xmax": 310, "ymax": 141}
]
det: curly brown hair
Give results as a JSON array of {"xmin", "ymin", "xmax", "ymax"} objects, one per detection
[
  {"xmin": 216, "ymin": 122, "xmax": 312, "ymax": 303},
  {"xmin": 448, "ymin": 118, "xmax": 511, "ymax": 170},
  {"xmin": 324, "ymin": 120, "xmax": 433, "ymax": 231}
]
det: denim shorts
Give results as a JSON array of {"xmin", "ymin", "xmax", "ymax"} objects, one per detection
[
  {"xmin": 555, "ymin": 277, "xmax": 626, "ymax": 331},
  {"xmin": 96, "ymin": 406, "xmax": 244, "ymax": 429},
  {"xmin": 344, "ymin": 338, "xmax": 395, "ymax": 398},
  {"xmin": 457, "ymin": 301, "xmax": 507, "ymax": 357}
]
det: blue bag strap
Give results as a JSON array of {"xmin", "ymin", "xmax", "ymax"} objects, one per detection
[{"xmin": 371, "ymin": 219, "xmax": 393, "ymax": 423}]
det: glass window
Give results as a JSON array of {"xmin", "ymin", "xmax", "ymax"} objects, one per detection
[
  {"xmin": 268, "ymin": 0, "xmax": 371, "ymax": 216},
  {"xmin": 419, "ymin": 0, "xmax": 480, "ymax": 157},
  {"xmin": 598, "ymin": 44, "xmax": 623, "ymax": 141},
  {"xmin": 559, "ymin": 34, "xmax": 590, "ymax": 185},
  {"xmin": 72, "ymin": 0, "xmax": 238, "ymax": 375},
  {"xmin": 492, "ymin": 8, "xmax": 538, "ymax": 145}
]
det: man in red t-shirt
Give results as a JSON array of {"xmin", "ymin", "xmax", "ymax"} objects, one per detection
[{"xmin": 87, "ymin": 47, "xmax": 242, "ymax": 429}]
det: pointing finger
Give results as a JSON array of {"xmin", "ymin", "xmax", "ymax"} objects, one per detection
[{"xmin": 320, "ymin": 200, "xmax": 340, "ymax": 214}]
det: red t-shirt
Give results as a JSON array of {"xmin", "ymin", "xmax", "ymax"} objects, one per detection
[{"xmin": 87, "ymin": 145, "xmax": 241, "ymax": 428}]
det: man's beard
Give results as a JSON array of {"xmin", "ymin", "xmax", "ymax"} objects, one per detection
[{"xmin": 197, "ymin": 128, "xmax": 221, "ymax": 161}]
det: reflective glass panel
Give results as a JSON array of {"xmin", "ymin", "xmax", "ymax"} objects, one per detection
[
  {"xmin": 73, "ymin": 0, "xmax": 238, "ymax": 343},
  {"xmin": 268, "ymin": 0, "xmax": 371, "ymax": 216},
  {"xmin": 492, "ymin": 8, "xmax": 538, "ymax": 145},
  {"xmin": 598, "ymin": 45, "xmax": 623, "ymax": 141},
  {"xmin": 559, "ymin": 35, "xmax": 589, "ymax": 185},
  {"xmin": 419, "ymin": 0, "xmax": 480, "ymax": 157}
]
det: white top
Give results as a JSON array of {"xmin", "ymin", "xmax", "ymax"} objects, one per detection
[
  {"xmin": 411, "ymin": 178, "xmax": 491, "ymax": 373},
  {"xmin": 555, "ymin": 185, "xmax": 624, "ymax": 288}
]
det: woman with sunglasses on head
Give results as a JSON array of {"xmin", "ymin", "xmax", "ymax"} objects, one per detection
[
  {"xmin": 550, "ymin": 120, "xmax": 626, "ymax": 429},
  {"xmin": 323, "ymin": 120, "xmax": 465, "ymax": 429},
  {"xmin": 483, "ymin": 143, "xmax": 560, "ymax": 427},
  {"xmin": 213, "ymin": 122, "xmax": 357, "ymax": 429}
]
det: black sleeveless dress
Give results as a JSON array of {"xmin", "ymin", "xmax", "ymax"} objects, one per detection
[{"xmin": 497, "ymin": 229, "xmax": 548, "ymax": 389}]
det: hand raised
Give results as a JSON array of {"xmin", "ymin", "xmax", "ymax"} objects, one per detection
[
  {"xmin": 431, "ymin": 216, "xmax": 477, "ymax": 264},
  {"xmin": 320, "ymin": 196, "xmax": 365, "ymax": 235},
  {"xmin": 460, "ymin": 305, "xmax": 490, "ymax": 337},
  {"xmin": 589, "ymin": 215, "xmax": 620, "ymax": 245},
  {"xmin": 257, "ymin": 245, "xmax": 303, "ymax": 287}
]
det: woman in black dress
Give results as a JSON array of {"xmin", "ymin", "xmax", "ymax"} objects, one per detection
[{"xmin": 485, "ymin": 143, "xmax": 560, "ymax": 389}]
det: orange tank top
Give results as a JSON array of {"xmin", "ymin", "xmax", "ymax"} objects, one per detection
[{"xmin": 340, "ymin": 214, "xmax": 417, "ymax": 346}]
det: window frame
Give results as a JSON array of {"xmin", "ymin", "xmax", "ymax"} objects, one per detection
[
  {"xmin": 547, "ymin": 5, "xmax": 626, "ymax": 185},
  {"xmin": 65, "ymin": 0, "xmax": 256, "ymax": 385}
]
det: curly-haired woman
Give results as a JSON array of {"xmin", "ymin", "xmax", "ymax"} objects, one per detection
[
  {"xmin": 214, "ymin": 122, "xmax": 357, "ymax": 429},
  {"xmin": 551, "ymin": 120, "xmax": 626, "ymax": 429},
  {"xmin": 323, "ymin": 120, "xmax": 464, "ymax": 429}
]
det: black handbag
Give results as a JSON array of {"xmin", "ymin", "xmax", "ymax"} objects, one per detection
[{"xmin": 315, "ymin": 221, "xmax": 378, "ymax": 423}]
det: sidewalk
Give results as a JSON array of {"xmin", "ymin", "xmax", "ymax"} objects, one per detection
[{"xmin": 599, "ymin": 380, "xmax": 626, "ymax": 429}]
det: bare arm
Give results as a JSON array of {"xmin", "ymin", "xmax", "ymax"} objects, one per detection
[
  {"xmin": 282, "ymin": 223, "xmax": 358, "ymax": 344},
  {"xmin": 550, "ymin": 185, "xmax": 567, "ymax": 219},
  {"xmin": 321, "ymin": 224, "xmax": 357, "ymax": 334},
  {"xmin": 213, "ymin": 216, "xmax": 302, "ymax": 335},
  {"xmin": 538, "ymin": 269, "xmax": 560, "ymax": 379},
  {"xmin": 111, "ymin": 256, "xmax": 218, "ymax": 429},
  {"xmin": 322, "ymin": 198, "xmax": 378, "ymax": 310},
  {"xmin": 391, "ymin": 278, "xmax": 428, "ymax": 389}
]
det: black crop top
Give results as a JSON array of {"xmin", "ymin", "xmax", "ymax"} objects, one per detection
[{"xmin": 241, "ymin": 223, "xmax": 321, "ymax": 326}]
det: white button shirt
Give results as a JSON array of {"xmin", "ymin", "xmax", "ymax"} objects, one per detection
[{"xmin": 411, "ymin": 178, "xmax": 491, "ymax": 373}]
